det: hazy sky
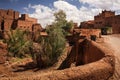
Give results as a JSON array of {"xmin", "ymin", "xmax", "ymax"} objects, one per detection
[{"xmin": 0, "ymin": 0, "xmax": 120, "ymax": 27}]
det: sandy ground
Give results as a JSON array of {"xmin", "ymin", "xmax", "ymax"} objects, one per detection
[{"xmin": 97, "ymin": 34, "xmax": 120, "ymax": 80}]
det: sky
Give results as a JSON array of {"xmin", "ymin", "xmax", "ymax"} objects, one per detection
[{"xmin": 0, "ymin": 0, "xmax": 120, "ymax": 27}]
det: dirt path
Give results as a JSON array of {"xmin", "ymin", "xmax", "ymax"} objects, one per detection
[{"xmin": 98, "ymin": 34, "xmax": 120, "ymax": 80}]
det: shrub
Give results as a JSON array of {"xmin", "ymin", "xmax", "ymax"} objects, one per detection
[
  {"xmin": 4, "ymin": 29, "xmax": 32, "ymax": 58},
  {"xmin": 32, "ymin": 26, "xmax": 66, "ymax": 68},
  {"xmin": 31, "ymin": 10, "xmax": 68, "ymax": 68},
  {"xmin": 47, "ymin": 26, "xmax": 66, "ymax": 65}
]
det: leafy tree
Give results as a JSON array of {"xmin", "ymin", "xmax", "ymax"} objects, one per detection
[
  {"xmin": 63, "ymin": 20, "xmax": 74, "ymax": 34},
  {"xmin": 53, "ymin": 10, "xmax": 74, "ymax": 35},
  {"xmin": 54, "ymin": 10, "xmax": 66, "ymax": 24},
  {"xmin": 46, "ymin": 26, "xmax": 66, "ymax": 65},
  {"xmin": 32, "ymin": 26, "xmax": 66, "ymax": 68},
  {"xmin": 31, "ymin": 10, "xmax": 73, "ymax": 68}
]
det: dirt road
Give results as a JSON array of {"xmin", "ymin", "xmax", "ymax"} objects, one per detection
[{"xmin": 99, "ymin": 35, "xmax": 120, "ymax": 80}]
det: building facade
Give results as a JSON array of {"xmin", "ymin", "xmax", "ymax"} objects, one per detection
[
  {"xmin": 0, "ymin": 9, "xmax": 42, "ymax": 38},
  {"xmin": 80, "ymin": 10, "xmax": 120, "ymax": 34},
  {"xmin": 80, "ymin": 20, "xmax": 94, "ymax": 29}
]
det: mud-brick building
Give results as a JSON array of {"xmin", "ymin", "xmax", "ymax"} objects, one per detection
[
  {"xmin": 80, "ymin": 20, "xmax": 94, "ymax": 29},
  {"xmin": 13, "ymin": 14, "xmax": 42, "ymax": 32},
  {"xmin": 0, "ymin": 9, "xmax": 19, "ymax": 32},
  {"xmin": 0, "ymin": 9, "xmax": 42, "ymax": 38},
  {"xmin": 110, "ymin": 15, "xmax": 120, "ymax": 33},
  {"xmin": 94, "ymin": 10, "xmax": 115, "ymax": 29},
  {"xmin": 80, "ymin": 10, "xmax": 120, "ymax": 34}
]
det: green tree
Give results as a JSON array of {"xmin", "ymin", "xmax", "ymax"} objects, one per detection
[
  {"xmin": 32, "ymin": 26, "xmax": 66, "ymax": 68},
  {"xmin": 31, "ymin": 10, "xmax": 73, "ymax": 68},
  {"xmin": 46, "ymin": 26, "xmax": 66, "ymax": 64},
  {"xmin": 54, "ymin": 10, "xmax": 66, "ymax": 24},
  {"xmin": 53, "ymin": 10, "xmax": 74, "ymax": 35},
  {"xmin": 63, "ymin": 20, "xmax": 74, "ymax": 34}
]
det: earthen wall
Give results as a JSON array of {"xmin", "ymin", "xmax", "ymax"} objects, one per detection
[
  {"xmin": 20, "ymin": 14, "xmax": 37, "ymax": 24},
  {"xmin": 74, "ymin": 29, "xmax": 101, "ymax": 38},
  {"xmin": 32, "ymin": 24, "xmax": 42, "ymax": 32},
  {"xmin": 16, "ymin": 20, "xmax": 33, "ymax": 31},
  {"xmin": 4, "ymin": 19, "xmax": 13, "ymax": 31},
  {"xmin": 0, "ymin": 9, "xmax": 42, "ymax": 38},
  {"xmin": 81, "ymin": 10, "xmax": 120, "ymax": 34}
]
